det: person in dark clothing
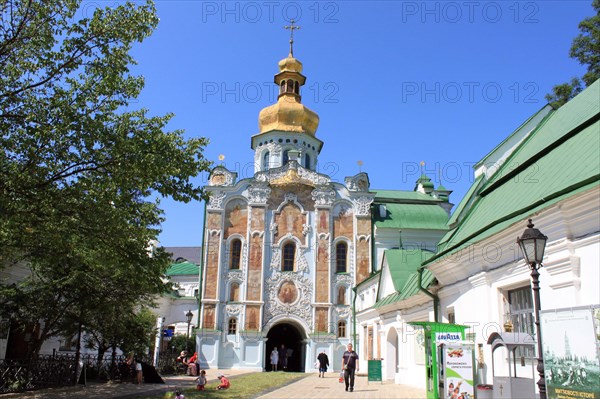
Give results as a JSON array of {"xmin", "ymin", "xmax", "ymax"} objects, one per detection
[
  {"xmin": 278, "ymin": 344, "xmax": 287, "ymax": 370},
  {"xmin": 341, "ymin": 343, "xmax": 359, "ymax": 392},
  {"xmin": 317, "ymin": 350, "xmax": 329, "ymax": 378}
]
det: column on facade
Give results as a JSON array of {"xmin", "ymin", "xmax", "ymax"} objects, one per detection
[
  {"xmin": 202, "ymin": 212, "xmax": 223, "ymax": 330},
  {"xmin": 246, "ymin": 207, "xmax": 265, "ymax": 331},
  {"xmin": 313, "ymin": 187, "xmax": 334, "ymax": 335}
]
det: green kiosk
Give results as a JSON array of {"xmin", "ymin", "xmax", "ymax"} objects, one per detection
[{"xmin": 409, "ymin": 322, "xmax": 471, "ymax": 399}]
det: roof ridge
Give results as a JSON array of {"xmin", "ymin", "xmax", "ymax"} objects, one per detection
[{"xmin": 480, "ymin": 111, "xmax": 600, "ymax": 198}]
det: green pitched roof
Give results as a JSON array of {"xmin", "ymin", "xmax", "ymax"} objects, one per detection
[
  {"xmin": 385, "ymin": 249, "xmax": 434, "ymax": 291},
  {"xmin": 373, "ymin": 249, "xmax": 435, "ymax": 308},
  {"xmin": 166, "ymin": 261, "xmax": 199, "ymax": 276},
  {"xmin": 373, "ymin": 189, "xmax": 442, "ymax": 202},
  {"xmin": 374, "ymin": 269, "xmax": 435, "ymax": 308},
  {"xmin": 426, "ymin": 80, "xmax": 600, "ymax": 265},
  {"xmin": 374, "ymin": 203, "xmax": 449, "ymax": 230},
  {"xmin": 445, "ymin": 175, "xmax": 484, "ymax": 230}
]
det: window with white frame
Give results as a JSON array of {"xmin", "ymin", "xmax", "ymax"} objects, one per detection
[{"xmin": 228, "ymin": 318, "xmax": 237, "ymax": 335}]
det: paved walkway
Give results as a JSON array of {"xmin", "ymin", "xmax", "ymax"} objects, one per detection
[
  {"xmin": 1, "ymin": 370, "xmax": 427, "ymax": 398},
  {"xmin": 257, "ymin": 373, "xmax": 426, "ymax": 399}
]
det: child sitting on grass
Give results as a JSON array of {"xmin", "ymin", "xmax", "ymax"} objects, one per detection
[
  {"xmin": 174, "ymin": 389, "xmax": 185, "ymax": 399},
  {"xmin": 216, "ymin": 374, "xmax": 230, "ymax": 390}
]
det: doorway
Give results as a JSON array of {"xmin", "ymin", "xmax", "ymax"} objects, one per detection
[{"xmin": 265, "ymin": 322, "xmax": 305, "ymax": 372}]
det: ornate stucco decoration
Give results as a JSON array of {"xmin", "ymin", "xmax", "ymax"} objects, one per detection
[
  {"xmin": 317, "ymin": 232, "xmax": 330, "ymax": 240},
  {"xmin": 356, "ymin": 234, "xmax": 371, "ymax": 242},
  {"xmin": 225, "ymin": 270, "xmax": 243, "ymax": 280},
  {"xmin": 284, "ymin": 193, "xmax": 297, "ymax": 203},
  {"xmin": 225, "ymin": 304, "xmax": 242, "ymax": 316},
  {"xmin": 334, "ymin": 272, "xmax": 353, "ymax": 286},
  {"xmin": 248, "ymin": 183, "xmax": 272, "ymax": 205},
  {"xmin": 255, "ymin": 161, "xmax": 331, "ymax": 187},
  {"xmin": 269, "ymin": 237, "xmax": 309, "ymax": 272},
  {"xmin": 207, "ymin": 191, "xmax": 226, "ymax": 210},
  {"xmin": 335, "ymin": 306, "xmax": 351, "ymax": 319},
  {"xmin": 302, "ymin": 223, "xmax": 311, "ymax": 236},
  {"xmin": 206, "ymin": 229, "xmax": 222, "ymax": 237},
  {"xmin": 264, "ymin": 271, "xmax": 313, "ymax": 329},
  {"xmin": 351, "ymin": 195, "xmax": 375, "ymax": 216},
  {"xmin": 208, "ymin": 166, "xmax": 237, "ymax": 187},
  {"xmin": 345, "ymin": 172, "xmax": 370, "ymax": 192},
  {"xmin": 311, "ymin": 186, "xmax": 336, "ymax": 207}
]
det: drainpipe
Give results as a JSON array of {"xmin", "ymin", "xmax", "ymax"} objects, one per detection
[
  {"xmin": 417, "ymin": 266, "xmax": 439, "ymax": 322},
  {"xmin": 370, "ymin": 203, "xmax": 376, "ymax": 273},
  {"xmin": 197, "ymin": 201, "xmax": 208, "ymax": 329},
  {"xmin": 352, "ymin": 286, "xmax": 358, "ymax": 350}
]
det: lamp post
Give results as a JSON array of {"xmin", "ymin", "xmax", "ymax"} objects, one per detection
[
  {"xmin": 185, "ymin": 310, "xmax": 194, "ymax": 354},
  {"xmin": 517, "ymin": 219, "xmax": 548, "ymax": 399}
]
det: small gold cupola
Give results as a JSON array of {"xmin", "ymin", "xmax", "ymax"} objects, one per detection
[{"xmin": 258, "ymin": 20, "xmax": 320, "ymax": 136}]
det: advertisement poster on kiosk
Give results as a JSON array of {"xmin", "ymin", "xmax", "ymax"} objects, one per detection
[
  {"xmin": 541, "ymin": 305, "xmax": 600, "ymax": 399},
  {"xmin": 443, "ymin": 343, "xmax": 475, "ymax": 399}
]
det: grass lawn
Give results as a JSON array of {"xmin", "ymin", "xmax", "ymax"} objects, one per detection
[{"xmin": 142, "ymin": 372, "xmax": 306, "ymax": 399}]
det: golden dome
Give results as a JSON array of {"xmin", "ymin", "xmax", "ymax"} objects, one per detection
[
  {"xmin": 258, "ymin": 54, "xmax": 319, "ymax": 136},
  {"xmin": 258, "ymin": 95, "xmax": 319, "ymax": 135},
  {"xmin": 278, "ymin": 55, "xmax": 303, "ymax": 73}
]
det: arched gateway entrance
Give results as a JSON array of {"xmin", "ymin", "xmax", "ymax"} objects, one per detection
[{"xmin": 265, "ymin": 322, "xmax": 306, "ymax": 372}]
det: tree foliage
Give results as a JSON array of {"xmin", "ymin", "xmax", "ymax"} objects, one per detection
[
  {"xmin": 546, "ymin": 0, "xmax": 600, "ymax": 108},
  {"xmin": 0, "ymin": 0, "xmax": 211, "ymax": 356}
]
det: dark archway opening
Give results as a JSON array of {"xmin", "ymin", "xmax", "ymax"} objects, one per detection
[{"xmin": 265, "ymin": 322, "xmax": 305, "ymax": 372}]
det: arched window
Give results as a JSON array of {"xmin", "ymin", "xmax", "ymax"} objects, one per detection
[
  {"xmin": 336, "ymin": 242, "xmax": 347, "ymax": 273},
  {"xmin": 262, "ymin": 151, "xmax": 270, "ymax": 171},
  {"xmin": 229, "ymin": 282, "xmax": 240, "ymax": 302},
  {"xmin": 282, "ymin": 150, "xmax": 289, "ymax": 165},
  {"xmin": 304, "ymin": 153, "xmax": 311, "ymax": 169},
  {"xmin": 337, "ymin": 286, "xmax": 346, "ymax": 305},
  {"xmin": 280, "ymin": 81, "xmax": 285, "ymax": 94},
  {"xmin": 337, "ymin": 321, "xmax": 346, "ymax": 338},
  {"xmin": 228, "ymin": 318, "xmax": 237, "ymax": 335},
  {"xmin": 230, "ymin": 239, "xmax": 242, "ymax": 269},
  {"xmin": 294, "ymin": 81, "xmax": 299, "ymax": 94},
  {"xmin": 282, "ymin": 242, "xmax": 295, "ymax": 271},
  {"xmin": 286, "ymin": 79, "xmax": 293, "ymax": 92}
]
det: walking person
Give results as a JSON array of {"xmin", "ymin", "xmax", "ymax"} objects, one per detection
[
  {"xmin": 278, "ymin": 344, "xmax": 287, "ymax": 370},
  {"xmin": 341, "ymin": 343, "xmax": 359, "ymax": 392},
  {"xmin": 317, "ymin": 350, "xmax": 329, "ymax": 378},
  {"xmin": 270, "ymin": 347, "xmax": 279, "ymax": 371}
]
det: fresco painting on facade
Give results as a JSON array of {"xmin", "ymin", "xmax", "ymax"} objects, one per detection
[{"xmin": 277, "ymin": 281, "xmax": 298, "ymax": 304}]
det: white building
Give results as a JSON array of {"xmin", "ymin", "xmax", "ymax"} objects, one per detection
[{"xmin": 356, "ymin": 80, "xmax": 600, "ymax": 395}]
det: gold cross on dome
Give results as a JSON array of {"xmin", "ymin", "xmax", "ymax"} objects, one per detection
[{"xmin": 284, "ymin": 19, "xmax": 301, "ymax": 56}]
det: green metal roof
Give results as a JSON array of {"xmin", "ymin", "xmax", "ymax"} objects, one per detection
[
  {"xmin": 373, "ymin": 269, "xmax": 435, "ymax": 308},
  {"xmin": 385, "ymin": 249, "xmax": 434, "ymax": 291},
  {"xmin": 166, "ymin": 261, "xmax": 199, "ymax": 276},
  {"xmin": 446, "ymin": 175, "xmax": 484, "ymax": 228},
  {"xmin": 426, "ymin": 80, "xmax": 600, "ymax": 265},
  {"xmin": 475, "ymin": 104, "xmax": 553, "ymax": 169},
  {"xmin": 372, "ymin": 189, "xmax": 442, "ymax": 202},
  {"xmin": 373, "ymin": 249, "xmax": 435, "ymax": 309},
  {"xmin": 374, "ymin": 203, "xmax": 450, "ymax": 230}
]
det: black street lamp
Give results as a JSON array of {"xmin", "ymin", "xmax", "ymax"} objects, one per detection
[
  {"xmin": 186, "ymin": 310, "xmax": 194, "ymax": 353},
  {"xmin": 517, "ymin": 219, "xmax": 548, "ymax": 399}
]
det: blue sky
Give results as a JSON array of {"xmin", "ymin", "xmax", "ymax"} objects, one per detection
[{"xmin": 99, "ymin": 0, "xmax": 594, "ymax": 247}]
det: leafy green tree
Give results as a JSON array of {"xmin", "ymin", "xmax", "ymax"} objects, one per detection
[
  {"xmin": 546, "ymin": 0, "xmax": 600, "ymax": 108},
  {"xmin": 0, "ymin": 0, "xmax": 211, "ymax": 357},
  {"xmin": 168, "ymin": 334, "xmax": 196, "ymax": 356}
]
